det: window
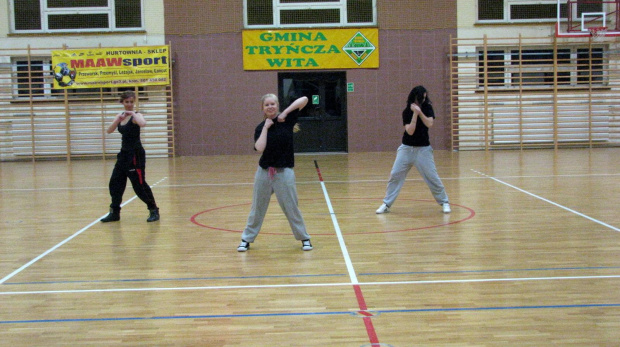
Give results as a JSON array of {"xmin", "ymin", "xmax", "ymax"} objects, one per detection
[
  {"xmin": 577, "ymin": 48, "xmax": 603, "ymax": 83},
  {"xmin": 478, "ymin": 50, "xmax": 506, "ymax": 86},
  {"xmin": 510, "ymin": 49, "xmax": 571, "ymax": 86},
  {"xmin": 11, "ymin": 0, "xmax": 143, "ymax": 33},
  {"xmin": 479, "ymin": 0, "xmax": 504, "ymax": 20},
  {"xmin": 510, "ymin": 3, "xmax": 559, "ymax": 20},
  {"xmin": 15, "ymin": 59, "xmax": 58, "ymax": 98},
  {"xmin": 245, "ymin": 0, "xmax": 375, "ymax": 28},
  {"xmin": 477, "ymin": 0, "xmax": 603, "ymax": 22},
  {"xmin": 16, "ymin": 60, "xmax": 44, "ymax": 97},
  {"xmin": 11, "ymin": 58, "xmax": 144, "ymax": 99},
  {"xmin": 477, "ymin": 47, "xmax": 606, "ymax": 88}
]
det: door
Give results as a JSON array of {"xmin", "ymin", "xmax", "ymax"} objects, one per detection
[{"xmin": 278, "ymin": 72, "xmax": 347, "ymax": 152}]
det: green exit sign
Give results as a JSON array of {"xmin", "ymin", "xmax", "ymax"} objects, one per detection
[{"xmin": 312, "ymin": 95, "xmax": 319, "ymax": 104}]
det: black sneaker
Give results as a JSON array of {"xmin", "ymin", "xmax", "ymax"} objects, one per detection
[
  {"xmin": 237, "ymin": 240, "xmax": 250, "ymax": 252},
  {"xmin": 147, "ymin": 208, "xmax": 160, "ymax": 222},
  {"xmin": 301, "ymin": 239, "xmax": 313, "ymax": 251},
  {"xmin": 100, "ymin": 209, "xmax": 120, "ymax": 223}
]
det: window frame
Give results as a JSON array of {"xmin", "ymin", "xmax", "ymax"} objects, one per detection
[
  {"xmin": 10, "ymin": 0, "xmax": 144, "ymax": 34},
  {"xmin": 477, "ymin": 0, "xmax": 605, "ymax": 23},
  {"xmin": 244, "ymin": 0, "xmax": 377, "ymax": 28}
]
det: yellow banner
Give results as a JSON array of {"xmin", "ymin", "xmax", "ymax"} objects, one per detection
[
  {"xmin": 243, "ymin": 28, "xmax": 379, "ymax": 70},
  {"xmin": 51, "ymin": 46, "xmax": 170, "ymax": 88}
]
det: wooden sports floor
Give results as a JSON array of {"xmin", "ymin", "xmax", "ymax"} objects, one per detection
[{"xmin": 1, "ymin": 148, "xmax": 619, "ymax": 346}]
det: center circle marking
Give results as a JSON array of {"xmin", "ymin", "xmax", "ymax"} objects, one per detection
[{"xmin": 190, "ymin": 198, "xmax": 475, "ymax": 236}]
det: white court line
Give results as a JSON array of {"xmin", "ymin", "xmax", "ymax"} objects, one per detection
[
  {"xmin": 150, "ymin": 173, "xmax": 620, "ymax": 188},
  {"xmin": 316, "ymin": 165, "xmax": 359, "ymax": 284},
  {"xmin": 0, "ymin": 187, "xmax": 110, "ymax": 192},
  {"xmin": 1, "ymin": 274, "xmax": 619, "ymax": 296},
  {"xmin": 472, "ymin": 170, "xmax": 619, "ymax": 232},
  {"xmin": 315, "ymin": 173, "xmax": 620, "ymax": 185},
  {"xmin": 0, "ymin": 177, "xmax": 168, "ymax": 285}
]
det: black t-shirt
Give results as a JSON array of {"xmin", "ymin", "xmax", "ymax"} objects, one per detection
[
  {"xmin": 117, "ymin": 116, "xmax": 143, "ymax": 151},
  {"xmin": 401, "ymin": 102, "xmax": 435, "ymax": 147},
  {"xmin": 254, "ymin": 109, "xmax": 299, "ymax": 169}
]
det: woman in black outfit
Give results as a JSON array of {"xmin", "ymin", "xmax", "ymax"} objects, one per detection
[
  {"xmin": 236, "ymin": 94, "xmax": 312, "ymax": 252},
  {"xmin": 100, "ymin": 90, "xmax": 160, "ymax": 223}
]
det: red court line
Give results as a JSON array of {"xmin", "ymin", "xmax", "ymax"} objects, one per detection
[
  {"xmin": 354, "ymin": 284, "xmax": 380, "ymax": 345},
  {"xmin": 314, "ymin": 160, "xmax": 324, "ymax": 181}
]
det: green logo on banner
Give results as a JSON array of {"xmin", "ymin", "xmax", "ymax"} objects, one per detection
[{"xmin": 343, "ymin": 32, "xmax": 376, "ymax": 66}]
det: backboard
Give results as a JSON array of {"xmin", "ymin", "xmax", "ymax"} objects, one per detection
[{"xmin": 556, "ymin": 0, "xmax": 620, "ymax": 38}]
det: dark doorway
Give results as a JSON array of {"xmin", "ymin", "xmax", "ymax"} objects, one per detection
[{"xmin": 279, "ymin": 72, "xmax": 347, "ymax": 152}]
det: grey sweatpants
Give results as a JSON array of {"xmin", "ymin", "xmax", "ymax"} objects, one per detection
[
  {"xmin": 382, "ymin": 144, "xmax": 449, "ymax": 207},
  {"xmin": 241, "ymin": 167, "xmax": 310, "ymax": 243}
]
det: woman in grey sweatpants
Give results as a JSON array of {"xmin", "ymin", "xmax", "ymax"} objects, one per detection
[
  {"xmin": 237, "ymin": 94, "xmax": 312, "ymax": 252},
  {"xmin": 376, "ymin": 85, "xmax": 451, "ymax": 214}
]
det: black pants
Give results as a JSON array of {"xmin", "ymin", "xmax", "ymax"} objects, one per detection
[{"xmin": 108, "ymin": 147, "xmax": 157, "ymax": 212}]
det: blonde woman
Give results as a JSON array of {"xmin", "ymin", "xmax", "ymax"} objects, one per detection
[{"xmin": 237, "ymin": 94, "xmax": 312, "ymax": 252}]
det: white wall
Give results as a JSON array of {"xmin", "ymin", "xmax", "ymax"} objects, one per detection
[{"xmin": 457, "ymin": 0, "xmax": 557, "ymax": 39}]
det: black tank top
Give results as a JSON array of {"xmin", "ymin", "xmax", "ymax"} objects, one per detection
[{"xmin": 117, "ymin": 116, "xmax": 142, "ymax": 151}]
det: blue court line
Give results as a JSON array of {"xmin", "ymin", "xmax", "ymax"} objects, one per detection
[
  {"xmin": 1, "ymin": 303, "xmax": 619, "ymax": 325},
  {"xmin": 3, "ymin": 273, "xmax": 347, "ymax": 286},
  {"xmin": 359, "ymin": 266, "xmax": 620, "ymax": 276}
]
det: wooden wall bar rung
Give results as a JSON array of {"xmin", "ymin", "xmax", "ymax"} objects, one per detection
[
  {"xmin": 450, "ymin": 35, "xmax": 620, "ymax": 150},
  {"xmin": 0, "ymin": 45, "xmax": 174, "ymax": 161}
]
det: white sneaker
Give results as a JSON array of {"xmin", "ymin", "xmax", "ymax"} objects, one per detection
[
  {"xmin": 442, "ymin": 203, "xmax": 451, "ymax": 213},
  {"xmin": 301, "ymin": 239, "xmax": 313, "ymax": 251},
  {"xmin": 376, "ymin": 203, "xmax": 390, "ymax": 214},
  {"xmin": 237, "ymin": 240, "xmax": 250, "ymax": 252}
]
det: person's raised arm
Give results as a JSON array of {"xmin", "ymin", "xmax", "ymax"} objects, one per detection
[
  {"xmin": 404, "ymin": 104, "xmax": 420, "ymax": 135},
  {"xmin": 254, "ymin": 118, "xmax": 274, "ymax": 153},
  {"xmin": 277, "ymin": 96, "xmax": 308, "ymax": 122},
  {"xmin": 416, "ymin": 105, "xmax": 434, "ymax": 129},
  {"xmin": 106, "ymin": 112, "xmax": 125, "ymax": 134},
  {"xmin": 129, "ymin": 111, "xmax": 147, "ymax": 127}
]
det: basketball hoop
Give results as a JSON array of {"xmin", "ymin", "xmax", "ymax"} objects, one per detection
[{"xmin": 588, "ymin": 26, "xmax": 608, "ymax": 41}]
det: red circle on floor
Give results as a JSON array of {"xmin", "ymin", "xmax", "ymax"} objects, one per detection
[{"xmin": 190, "ymin": 198, "xmax": 475, "ymax": 235}]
